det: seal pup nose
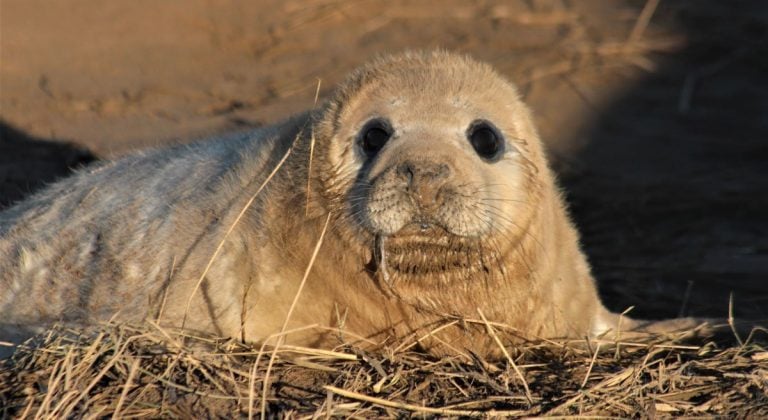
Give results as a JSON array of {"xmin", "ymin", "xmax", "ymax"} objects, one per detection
[{"xmin": 397, "ymin": 160, "xmax": 451, "ymax": 213}]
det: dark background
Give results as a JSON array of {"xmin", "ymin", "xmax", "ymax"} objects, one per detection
[{"xmin": 1, "ymin": 0, "xmax": 766, "ymax": 320}]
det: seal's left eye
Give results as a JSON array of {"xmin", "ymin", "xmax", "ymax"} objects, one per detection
[
  {"xmin": 359, "ymin": 119, "xmax": 392, "ymax": 157},
  {"xmin": 467, "ymin": 120, "xmax": 504, "ymax": 161}
]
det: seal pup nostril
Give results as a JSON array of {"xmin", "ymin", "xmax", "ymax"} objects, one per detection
[{"xmin": 395, "ymin": 160, "xmax": 452, "ymax": 213}]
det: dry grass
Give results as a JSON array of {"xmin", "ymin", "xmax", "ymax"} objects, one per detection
[{"xmin": 1, "ymin": 322, "xmax": 766, "ymax": 418}]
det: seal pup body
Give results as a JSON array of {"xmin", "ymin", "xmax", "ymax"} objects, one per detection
[{"xmin": 0, "ymin": 51, "xmax": 703, "ymax": 356}]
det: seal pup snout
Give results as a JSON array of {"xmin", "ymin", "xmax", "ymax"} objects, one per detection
[
  {"xmin": 363, "ymin": 138, "xmax": 489, "ymax": 239},
  {"xmin": 397, "ymin": 159, "xmax": 451, "ymax": 215}
]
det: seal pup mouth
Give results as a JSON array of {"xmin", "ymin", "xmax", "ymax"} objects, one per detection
[
  {"xmin": 372, "ymin": 221, "xmax": 493, "ymax": 284},
  {"xmin": 373, "ymin": 222, "xmax": 448, "ymax": 287}
]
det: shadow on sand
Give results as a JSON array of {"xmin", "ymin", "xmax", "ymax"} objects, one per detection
[
  {"xmin": 0, "ymin": 121, "xmax": 97, "ymax": 210},
  {"xmin": 562, "ymin": 0, "xmax": 768, "ymax": 321}
]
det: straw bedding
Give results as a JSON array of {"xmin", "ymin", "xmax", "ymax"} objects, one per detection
[{"xmin": 2, "ymin": 322, "xmax": 765, "ymax": 418}]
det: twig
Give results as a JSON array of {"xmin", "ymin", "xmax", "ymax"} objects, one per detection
[
  {"xmin": 325, "ymin": 385, "xmax": 514, "ymax": 417},
  {"xmin": 112, "ymin": 357, "xmax": 141, "ymax": 419},
  {"xmin": 156, "ymin": 256, "xmax": 176, "ymax": 324},
  {"xmin": 477, "ymin": 309, "xmax": 533, "ymax": 404},
  {"xmin": 581, "ymin": 343, "xmax": 602, "ymax": 389},
  {"xmin": 305, "ymin": 78, "xmax": 322, "ymax": 216},
  {"xmin": 248, "ymin": 359, "xmax": 259, "ymax": 420},
  {"xmin": 278, "ymin": 344, "xmax": 357, "ymax": 360},
  {"xmin": 261, "ymin": 212, "xmax": 332, "ymax": 419},
  {"xmin": 392, "ymin": 320, "xmax": 459, "ymax": 353},
  {"xmin": 627, "ymin": 0, "xmax": 661, "ymax": 45},
  {"xmin": 615, "ymin": 306, "xmax": 634, "ymax": 359},
  {"xmin": 728, "ymin": 293, "xmax": 744, "ymax": 346}
]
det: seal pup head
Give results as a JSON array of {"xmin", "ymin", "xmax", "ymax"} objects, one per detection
[{"xmin": 313, "ymin": 51, "xmax": 550, "ymax": 306}]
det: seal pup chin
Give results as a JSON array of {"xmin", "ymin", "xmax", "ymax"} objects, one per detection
[{"xmin": 0, "ymin": 51, "xmax": 720, "ymax": 358}]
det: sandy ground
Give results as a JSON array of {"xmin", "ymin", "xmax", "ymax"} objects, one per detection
[{"xmin": 1, "ymin": 0, "xmax": 767, "ymax": 320}]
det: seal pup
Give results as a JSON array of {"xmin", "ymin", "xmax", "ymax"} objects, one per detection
[{"xmin": 0, "ymin": 51, "xmax": 710, "ymax": 357}]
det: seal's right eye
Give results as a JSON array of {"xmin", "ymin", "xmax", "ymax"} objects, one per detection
[
  {"xmin": 359, "ymin": 119, "xmax": 392, "ymax": 157},
  {"xmin": 467, "ymin": 120, "xmax": 504, "ymax": 162}
]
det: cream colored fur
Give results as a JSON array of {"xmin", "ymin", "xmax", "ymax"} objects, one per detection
[{"xmin": 0, "ymin": 51, "xmax": 709, "ymax": 357}]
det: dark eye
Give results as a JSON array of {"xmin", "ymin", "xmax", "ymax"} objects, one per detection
[
  {"xmin": 359, "ymin": 119, "xmax": 392, "ymax": 157},
  {"xmin": 467, "ymin": 120, "xmax": 503, "ymax": 161}
]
